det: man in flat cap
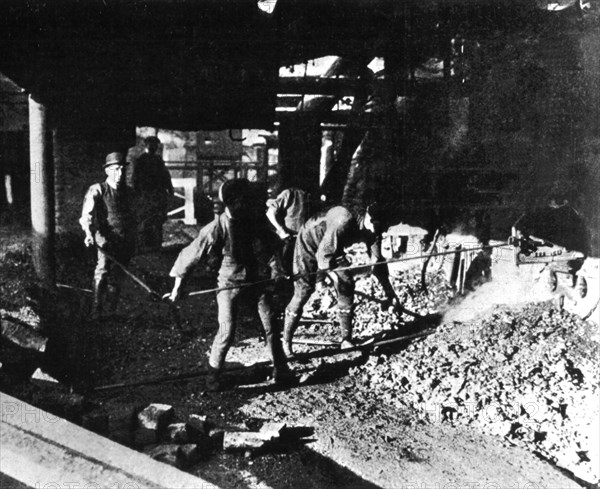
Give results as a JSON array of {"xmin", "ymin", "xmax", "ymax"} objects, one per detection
[
  {"xmin": 80, "ymin": 152, "xmax": 136, "ymax": 318},
  {"xmin": 132, "ymin": 136, "xmax": 174, "ymax": 252}
]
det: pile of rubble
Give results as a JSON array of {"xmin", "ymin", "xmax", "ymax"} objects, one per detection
[
  {"xmin": 299, "ymin": 267, "xmax": 454, "ymax": 341},
  {"xmin": 99, "ymin": 403, "xmax": 311, "ymax": 470},
  {"xmin": 351, "ymin": 300, "xmax": 599, "ymax": 485},
  {"xmin": 298, "ymin": 260, "xmax": 598, "ymax": 485}
]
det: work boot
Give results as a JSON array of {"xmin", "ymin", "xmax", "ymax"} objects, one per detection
[
  {"xmin": 272, "ymin": 364, "xmax": 297, "ymax": 386},
  {"xmin": 282, "ymin": 311, "xmax": 299, "ymax": 359},
  {"xmin": 205, "ymin": 366, "xmax": 222, "ymax": 392},
  {"xmin": 91, "ymin": 277, "xmax": 107, "ymax": 319},
  {"xmin": 339, "ymin": 309, "xmax": 354, "ymax": 350}
]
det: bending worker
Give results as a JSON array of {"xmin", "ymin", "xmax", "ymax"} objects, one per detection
[
  {"xmin": 283, "ymin": 203, "xmax": 401, "ymax": 357},
  {"xmin": 80, "ymin": 152, "xmax": 136, "ymax": 318},
  {"xmin": 166, "ymin": 178, "xmax": 294, "ymax": 391},
  {"xmin": 266, "ymin": 186, "xmax": 312, "ymax": 275}
]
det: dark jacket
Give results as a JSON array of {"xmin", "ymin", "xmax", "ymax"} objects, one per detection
[
  {"xmin": 80, "ymin": 181, "xmax": 136, "ymax": 247},
  {"xmin": 170, "ymin": 212, "xmax": 281, "ymax": 287},
  {"xmin": 297, "ymin": 205, "xmax": 393, "ymax": 291}
]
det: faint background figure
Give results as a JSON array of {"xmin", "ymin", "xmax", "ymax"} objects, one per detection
[{"xmin": 132, "ymin": 136, "xmax": 174, "ymax": 252}]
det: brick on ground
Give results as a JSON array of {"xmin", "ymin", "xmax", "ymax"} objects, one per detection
[
  {"xmin": 164, "ymin": 423, "xmax": 189, "ymax": 444},
  {"xmin": 137, "ymin": 403, "xmax": 174, "ymax": 431},
  {"xmin": 222, "ymin": 431, "xmax": 278, "ymax": 451}
]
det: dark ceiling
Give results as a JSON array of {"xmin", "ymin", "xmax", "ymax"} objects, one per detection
[{"xmin": 0, "ymin": 0, "xmax": 555, "ymax": 130}]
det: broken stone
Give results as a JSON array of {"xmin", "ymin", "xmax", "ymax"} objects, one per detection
[
  {"xmin": 222, "ymin": 431, "xmax": 275, "ymax": 451},
  {"xmin": 299, "ymin": 360, "xmax": 328, "ymax": 385},
  {"xmin": 165, "ymin": 423, "xmax": 189, "ymax": 444},
  {"xmin": 145, "ymin": 444, "xmax": 178, "ymax": 466},
  {"xmin": 259, "ymin": 422, "xmax": 286, "ymax": 439},
  {"xmin": 186, "ymin": 414, "xmax": 209, "ymax": 437},
  {"xmin": 137, "ymin": 403, "xmax": 174, "ymax": 431},
  {"xmin": 176, "ymin": 444, "xmax": 201, "ymax": 468},
  {"xmin": 208, "ymin": 429, "xmax": 225, "ymax": 450},
  {"xmin": 1, "ymin": 316, "xmax": 47, "ymax": 352},
  {"xmin": 30, "ymin": 367, "xmax": 59, "ymax": 386}
]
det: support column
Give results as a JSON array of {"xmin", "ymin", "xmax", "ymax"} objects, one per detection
[
  {"xmin": 29, "ymin": 95, "xmax": 55, "ymax": 287},
  {"xmin": 255, "ymin": 145, "xmax": 268, "ymax": 183}
]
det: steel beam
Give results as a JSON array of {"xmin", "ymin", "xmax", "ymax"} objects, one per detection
[{"xmin": 278, "ymin": 76, "xmax": 365, "ymax": 96}]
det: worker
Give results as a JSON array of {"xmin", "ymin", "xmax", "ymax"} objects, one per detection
[
  {"xmin": 266, "ymin": 186, "xmax": 312, "ymax": 275},
  {"xmin": 283, "ymin": 203, "xmax": 401, "ymax": 357},
  {"xmin": 132, "ymin": 136, "xmax": 174, "ymax": 252},
  {"xmin": 80, "ymin": 152, "xmax": 136, "ymax": 318},
  {"xmin": 165, "ymin": 178, "xmax": 294, "ymax": 391}
]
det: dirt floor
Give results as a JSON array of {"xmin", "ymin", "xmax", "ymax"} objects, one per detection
[{"xmin": 1, "ymin": 220, "xmax": 598, "ymax": 489}]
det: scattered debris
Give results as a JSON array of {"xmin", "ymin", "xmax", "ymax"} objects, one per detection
[
  {"xmin": 176, "ymin": 444, "xmax": 202, "ymax": 468},
  {"xmin": 137, "ymin": 403, "xmax": 175, "ymax": 431},
  {"xmin": 186, "ymin": 414, "xmax": 209, "ymax": 437},
  {"xmin": 259, "ymin": 422, "xmax": 286, "ymax": 438},
  {"xmin": 222, "ymin": 431, "xmax": 277, "ymax": 452},
  {"xmin": 30, "ymin": 367, "xmax": 59, "ymax": 386},
  {"xmin": 145, "ymin": 443, "xmax": 179, "ymax": 465},
  {"xmin": 1, "ymin": 315, "xmax": 47, "ymax": 352},
  {"xmin": 299, "ymin": 360, "xmax": 328, "ymax": 385},
  {"xmin": 352, "ymin": 302, "xmax": 600, "ymax": 485},
  {"xmin": 165, "ymin": 423, "xmax": 190, "ymax": 444}
]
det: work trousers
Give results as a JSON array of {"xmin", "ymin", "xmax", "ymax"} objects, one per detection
[
  {"xmin": 92, "ymin": 235, "xmax": 135, "ymax": 315},
  {"xmin": 94, "ymin": 235, "xmax": 135, "ymax": 287},
  {"xmin": 286, "ymin": 243, "xmax": 354, "ymax": 338},
  {"xmin": 281, "ymin": 236, "xmax": 296, "ymax": 277},
  {"xmin": 209, "ymin": 284, "xmax": 287, "ymax": 371}
]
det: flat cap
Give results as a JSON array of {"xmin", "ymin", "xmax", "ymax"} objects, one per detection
[{"xmin": 103, "ymin": 152, "xmax": 126, "ymax": 168}]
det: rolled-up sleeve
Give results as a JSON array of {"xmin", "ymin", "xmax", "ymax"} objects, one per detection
[
  {"xmin": 79, "ymin": 184, "xmax": 101, "ymax": 235},
  {"xmin": 169, "ymin": 219, "xmax": 221, "ymax": 278},
  {"xmin": 266, "ymin": 189, "xmax": 291, "ymax": 215},
  {"xmin": 317, "ymin": 207, "xmax": 353, "ymax": 271}
]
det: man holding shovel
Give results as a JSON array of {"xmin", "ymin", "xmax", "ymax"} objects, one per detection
[
  {"xmin": 165, "ymin": 178, "xmax": 294, "ymax": 391},
  {"xmin": 80, "ymin": 152, "xmax": 136, "ymax": 318}
]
